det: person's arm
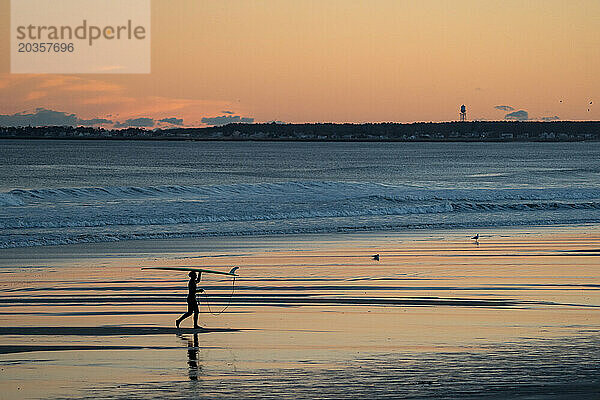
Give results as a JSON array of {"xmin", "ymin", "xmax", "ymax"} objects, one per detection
[{"xmin": 196, "ymin": 272, "xmax": 202, "ymax": 292}]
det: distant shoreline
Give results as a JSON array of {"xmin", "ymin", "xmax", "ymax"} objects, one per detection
[
  {"xmin": 1, "ymin": 121, "xmax": 599, "ymax": 142},
  {"xmin": 2, "ymin": 137, "xmax": 599, "ymax": 142}
]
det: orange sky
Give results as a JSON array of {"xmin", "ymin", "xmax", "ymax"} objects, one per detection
[{"xmin": 0, "ymin": 0, "xmax": 599, "ymax": 126}]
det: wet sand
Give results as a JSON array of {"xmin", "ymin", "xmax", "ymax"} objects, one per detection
[{"xmin": 1, "ymin": 226, "xmax": 599, "ymax": 399}]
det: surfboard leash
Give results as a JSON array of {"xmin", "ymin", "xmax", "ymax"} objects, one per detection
[{"xmin": 199, "ymin": 275, "xmax": 236, "ymax": 316}]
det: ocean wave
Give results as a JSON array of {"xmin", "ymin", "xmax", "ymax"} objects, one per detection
[
  {"xmin": 0, "ymin": 193, "xmax": 24, "ymax": 206},
  {"xmin": 0, "ymin": 203, "xmax": 454, "ymax": 229},
  {"xmin": 4, "ymin": 200, "xmax": 600, "ymax": 230},
  {"xmin": 2, "ymin": 217, "xmax": 599, "ymax": 249},
  {"xmin": 3, "ymin": 182, "xmax": 600, "ymax": 204},
  {"xmin": 2, "ymin": 181, "xmax": 600, "ymax": 248},
  {"xmin": 450, "ymin": 201, "xmax": 600, "ymax": 212}
]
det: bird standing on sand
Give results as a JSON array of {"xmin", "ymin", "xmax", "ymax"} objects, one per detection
[
  {"xmin": 372, "ymin": 254, "xmax": 380, "ymax": 261},
  {"xmin": 471, "ymin": 234, "xmax": 479, "ymax": 244}
]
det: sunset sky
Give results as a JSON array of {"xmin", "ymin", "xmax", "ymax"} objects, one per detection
[{"xmin": 0, "ymin": 0, "xmax": 599, "ymax": 127}]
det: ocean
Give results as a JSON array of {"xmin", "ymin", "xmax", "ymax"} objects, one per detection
[{"xmin": 1, "ymin": 140, "xmax": 599, "ymax": 248}]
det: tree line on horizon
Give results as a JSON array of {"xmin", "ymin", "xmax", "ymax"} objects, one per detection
[{"xmin": 0, "ymin": 121, "xmax": 599, "ymax": 141}]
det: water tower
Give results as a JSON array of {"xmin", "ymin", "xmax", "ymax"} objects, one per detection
[{"xmin": 460, "ymin": 105, "xmax": 467, "ymax": 121}]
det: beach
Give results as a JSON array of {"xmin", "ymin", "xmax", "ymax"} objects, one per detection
[{"xmin": 1, "ymin": 225, "xmax": 599, "ymax": 399}]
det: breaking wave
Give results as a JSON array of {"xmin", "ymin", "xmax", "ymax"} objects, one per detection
[
  {"xmin": 5, "ymin": 182, "xmax": 600, "ymax": 203},
  {"xmin": 2, "ymin": 182, "xmax": 600, "ymax": 248}
]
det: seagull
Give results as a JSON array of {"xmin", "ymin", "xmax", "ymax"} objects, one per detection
[
  {"xmin": 372, "ymin": 254, "xmax": 380, "ymax": 261},
  {"xmin": 471, "ymin": 234, "xmax": 479, "ymax": 244}
]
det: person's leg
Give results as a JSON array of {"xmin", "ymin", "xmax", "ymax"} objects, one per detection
[
  {"xmin": 193, "ymin": 301, "xmax": 200, "ymax": 328},
  {"xmin": 176, "ymin": 311, "xmax": 192, "ymax": 328},
  {"xmin": 193, "ymin": 310, "xmax": 199, "ymax": 328}
]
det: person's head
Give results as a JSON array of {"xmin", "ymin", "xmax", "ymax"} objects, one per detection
[{"xmin": 189, "ymin": 271, "xmax": 196, "ymax": 279}]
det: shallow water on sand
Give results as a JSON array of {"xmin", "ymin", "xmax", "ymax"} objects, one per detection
[{"xmin": 0, "ymin": 226, "xmax": 599, "ymax": 399}]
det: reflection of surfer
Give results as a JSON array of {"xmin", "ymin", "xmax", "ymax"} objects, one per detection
[
  {"xmin": 176, "ymin": 271, "xmax": 204, "ymax": 329},
  {"xmin": 188, "ymin": 334, "xmax": 201, "ymax": 380},
  {"xmin": 178, "ymin": 333, "xmax": 201, "ymax": 381}
]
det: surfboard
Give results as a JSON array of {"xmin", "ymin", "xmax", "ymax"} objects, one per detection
[{"xmin": 141, "ymin": 266, "xmax": 239, "ymax": 276}]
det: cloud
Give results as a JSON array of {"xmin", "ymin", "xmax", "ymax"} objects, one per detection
[
  {"xmin": 504, "ymin": 110, "xmax": 528, "ymax": 121},
  {"xmin": 0, "ymin": 74, "xmax": 241, "ymax": 128},
  {"xmin": 0, "ymin": 107, "xmax": 185, "ymax": 129},
  {"xmin": 24, "ymin": 91, "xmax": 48, "ymax": 101},
  {"xmin": 0, "ymin": 108, "xmax": 112, "ymax": 127},
  {"xmin": 495, "ymin": 105, "xmax": 515, "ymax": 112},
  {"xmin": 541, "ymin": 116, "xmax": 560, "ymax": 121},
  {"xmin": 158, "ymin": 117, "xmax": 184, "ymax": 126},
  {"xmin": 201, "ymin": 115, "xmax": 254, "ymax": 126},
  {"xmin": 114, "ymin": 117, "xmax": 155, "ymax": 128}
]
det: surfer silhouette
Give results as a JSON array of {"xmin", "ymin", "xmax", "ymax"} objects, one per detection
[{"xmin": 176, "ymin": 271, "xmax": 204, "ymax": 329}]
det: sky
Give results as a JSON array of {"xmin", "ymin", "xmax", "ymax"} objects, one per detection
[{"xmin": 0, "ymin": 0, "xmax": 599, "ymax": 127}]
